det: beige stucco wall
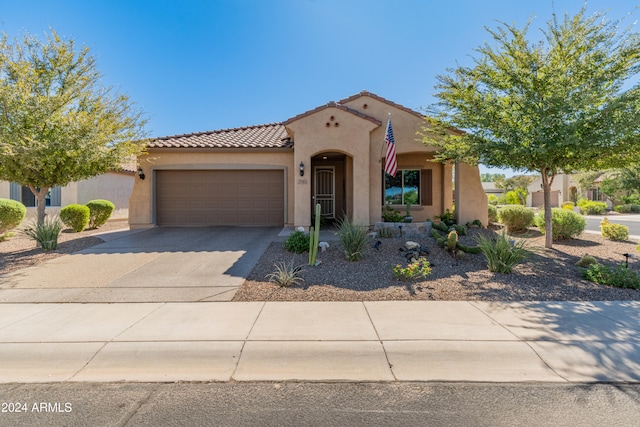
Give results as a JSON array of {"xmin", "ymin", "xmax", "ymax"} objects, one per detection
[
  {"xmin": 285, "ymin": 106, "xmax": 379, "ymax": 227},
  {"xmin": 129, "ymin": 150, "xmax": 294, "ymax": 228},
  {"xmin": 455, "ymin": 162, "xmax": 488, "ymax": 225}
]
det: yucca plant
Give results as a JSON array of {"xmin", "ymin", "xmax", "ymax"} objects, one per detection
[
  {"xmin": 265, "ymin": 260, "xmax": 304, "ymax": 287},
  {"xmin": 476, "ymin": 231, "xmax": 529, "ymax": 274},
  {"xmin": 335, "ymin": 217, "xmax": 370, "ymax": 261},
  {"xmin": 22, "ymin": 216, "xmax": 64, "ymax": 251}
]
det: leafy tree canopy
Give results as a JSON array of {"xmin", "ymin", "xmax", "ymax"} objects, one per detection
[
  {"xmin": 0, "ymin": 30, "xmax": 148, "ymax": 222},
  {"xmin": 422, "ymin": 7, "xmax": 640, "ymax": 247}
]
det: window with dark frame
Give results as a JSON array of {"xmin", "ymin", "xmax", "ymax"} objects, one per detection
[{"xmin": 384, "ymin": 170, "xmax": 420, "ymax": 205}]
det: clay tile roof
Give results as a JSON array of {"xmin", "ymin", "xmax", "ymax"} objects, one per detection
[
  {"xmin": 118, "ymin": 157, "xmax": 137, "ymax": 173},
  {"xmin": 147, "ymin": 123, "xmax": 292, "ymax": 149}
]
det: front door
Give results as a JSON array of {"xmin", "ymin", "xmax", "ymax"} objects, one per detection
[{"xmin": 314, "ymin": 167, "xmax": 335, "ymax": 219}]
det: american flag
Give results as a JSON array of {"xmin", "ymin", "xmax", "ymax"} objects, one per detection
[{"xmin": 384, "ymin": 117, "xmax": 397, "ymax": 176}]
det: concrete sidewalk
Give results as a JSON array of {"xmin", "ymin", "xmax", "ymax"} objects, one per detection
[{"xmin": 1, "ymin": 300, "xmax": 639, "ymax": 383}]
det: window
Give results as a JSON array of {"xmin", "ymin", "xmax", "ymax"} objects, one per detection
[
  {"xmin": 10, "ymin": 183, "xmax": 61, "ymax": 207},
  {"xmin": 385, "ymin": 170, "xmax": 420, "ymax": 205}
]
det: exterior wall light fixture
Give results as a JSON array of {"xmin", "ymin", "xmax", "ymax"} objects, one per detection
[
  {"xmin": 299, "ymin": 161, "xmax": 305, "ymax": 177},
  {"xmin": 137, "ymin": 167, "xmax": 145, "ymax": 180}
]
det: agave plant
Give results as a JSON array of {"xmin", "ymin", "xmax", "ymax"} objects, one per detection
[{"xmin": 22, "ymin": 216, "xmax": 64, "ymax": 251}]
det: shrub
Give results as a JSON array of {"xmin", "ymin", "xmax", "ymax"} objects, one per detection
[
  {"xmin": 488, "ymin": 204, "xmax": 498, "ymax": 223},
  {"xmin": 576, "ymin": 255, "xmax": 598, "ymax": 268},
  {"xmin": 392, "ymin": 258, "xmax": 432, "ymax": 281},
  {"xmin": 487, "ymin": 194, "xmax": 499, "ymax": 205},
  {"xmin": 60, "ymin": 204, "xmax": 90, "ymax": 232},
  {"xmin": 614, "ymin": 204, "xmax": 640, "ymax": 214},
  {"xmin": 579, "ymin": 201, "xmax": 607, "ymax": 215},
  {"xmin": 600, "ymin": 218, "xmax": 629, "ymax": 241},
  {"xmin": 582, "ymin": 263, "xmax": 640, "ymax": 290},
  {"xmin": 505, "ymin": 190, "xmax": 521, "ymax": 205},
  {"xmin": 497, "ymin": 205, "xmax": 534, "ymax": 233},
  {"xmin": 335, "ymin": 217, "xmax": 370, "ymax": 261},
  {"xmin": 562, "ymin": 202, "xmax": 575, "ymax": 210},
  {"xmin": 283, "ymin": 230, "xmax": 310, "ymax": 253},
  {"xmin": 382, "ymin": 205, "xmax": 403, "ymax": 222},
  {"xmin": 0, "ymin": 198, "xmax": 27, "ymax": 236},
  {"xmin": 22, "ymin": 216, "xmax": 63, "ymax": 251},
  {"xmin": 265, "ymin": 260, "xmax": 304, "ymax": 287},
  {"xmin": 476, "ymin": 231, "xmax": 529, "ymax": 274},
  {"xmin": 86, "ymin": 199, "xmax": 115, "ymax": 229},
  {"xmin": 534, "ymin": 208, "xmax": 585, "ymax": 240}
]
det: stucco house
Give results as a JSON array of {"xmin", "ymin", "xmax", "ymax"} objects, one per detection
[
  {"xmin": 0, "ymin": 163, "xmax": 135, "ymax": 219},
  {"xmin": 129, "ymin": 91, "xmax": 487, "ymax": 229},
  {"xmin": 526, "ymin": 173, "xmax": 613, "ymax": 209}
]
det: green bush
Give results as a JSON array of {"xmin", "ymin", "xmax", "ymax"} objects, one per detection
[
  {"xmin": 497, "ymin": 205, "xmax": 534, "ymax": 233},
  {"xmin": 487, "ymin": 194, "xmax": 499, "ymax": 205},
  {"xmin": 22, "ymin": 216, "xmax": 63, "ymax": 251},
  {"xmin": 600, "ymin": 218, "xmax": 629, "ymax": 241},
  {"xmin": 382, "ymin": 205, "xmax": 404, "ymax": 222},
  {"xmin": 335, "ymin": 217, "xmax": 370, "ymax": 261},
  {"xmin": 60, "ymin": 204, "xmax": 90, "ymax": 232},
  {"xmin": 475, "ymin": 231, "xmax": 529, "ymax": 273},
  {"xmin": 488, "ymin": 204, "xmax": 498, "ymax": 222},
  {"xmin": 534, "ymin": 208, "xmax": 585, "ymax": 240},
  {"xmin": 614, "ymin": 204, "xmax": 640, "ymax": 214},
  {"xmin": 392, "ymin": 258, "xmax": 432, "ymax": 281},
  {"xmin": 576, "ymin": 255, "xmax": 598, "ymax": 268},
  {"xmin": 0, "ymin": 198, "xmax": 27, "ymax": 236},
  {"xmin": 579, "ymin": 201, "xmax": 607, "ymax": 215},
  {"xmin": 283, "ymin": 230, "xmax": 310, "ymax": 253},
  {"xmin": 505, "ymin": 191, "xmax": 521, "ymax": 205},
  {"xmin": 86, "ymin": 199, "xmax": 115, "ymax": 229},
  {"xmin": 582, "ymin": 263, "xmax": 640, "ymax": 290}
]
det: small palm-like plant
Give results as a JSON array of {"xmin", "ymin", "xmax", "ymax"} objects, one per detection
[
  {"xmin": 335, "ymin": 217, "xmax": 370, "ymax": 261},
  {"xmin": 23, "ymin": 216, "xmax": 63, "ymax": 251},
  {"xmin": 265, "ymin": 260, "xmax": 304, "ymax": 287},
  {"xmin": 476, "ymin": 231, "xmax": 529, "ymax": 274}
]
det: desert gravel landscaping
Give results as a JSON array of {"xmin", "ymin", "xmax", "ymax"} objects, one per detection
[
  {"xmin": 2, "ymin": 219, "xmax": 640, "ymax": 302},
  {"xmin": 233, "ymin": 227, "xmax": 640, "ymax": 302}
]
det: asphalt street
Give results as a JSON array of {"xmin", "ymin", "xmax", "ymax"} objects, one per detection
[{"xmin": 1, "ymin": 382, "xmax": 639, "ymax": 427}]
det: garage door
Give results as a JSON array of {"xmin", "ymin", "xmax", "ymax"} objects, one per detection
[
  {"xmin": 531, "ymin": 190, "xmax": 559, "ymax": 207},
  {"xmin": 156, "ymin": 170, "xmax": 284, "ymax": 226}
]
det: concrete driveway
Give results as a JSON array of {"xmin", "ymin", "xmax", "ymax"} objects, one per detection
[{"xmin": 0, "ymin": 227, "xmax": 281, "ymax": 303}]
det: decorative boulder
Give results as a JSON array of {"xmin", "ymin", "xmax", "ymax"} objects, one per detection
[{"xmin": 404, "ymin": 241, "xmax": 421, "ymax": 251}]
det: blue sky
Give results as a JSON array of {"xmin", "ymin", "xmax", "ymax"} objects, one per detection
[{"xmin": 1, "ymin": 1, "xmax": 638, "ymax": 175}]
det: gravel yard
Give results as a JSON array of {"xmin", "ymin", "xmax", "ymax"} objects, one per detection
[
  {"xmin": 0, "ymin": 219, "xmax": 129, "ymax": 275},
  {"xmin": 3, "ymin": 219, "xmax": 640, "ymax": 302},
  {"xmin": 233, "ymin": 227, "xmax": 640, "ymax": 302}
]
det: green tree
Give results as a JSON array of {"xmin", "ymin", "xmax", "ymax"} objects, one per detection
[
  {"xmin": 480, "ymin": 172, "xmax": 505, "ymax": 182},
  {"xmin": 0, "ymin": 30, "xmax": 147, "ymax": 223},
  {"xmin": 423, "ymin": 8, "xmax": 640, "ymax": 248}
]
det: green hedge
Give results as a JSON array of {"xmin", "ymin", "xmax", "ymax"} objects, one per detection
[
  {"xmin": 86, "ymin": 199, "xmax": 115, "ymax": 229},
  {"xmin": 534, "ymin": 208, "xmax": 585, "ymax": 240},
  {"xmin": 60, "ymin": 204, "xmax": 90, "ymax": 232},
  {"xmin": 614, "ymin": 204, "xmax": 640, "ymax": 214},
  {"xmin": 497, "ymin": 205, "xmax": 534, "ymax": 233},
  {"xmin": 0, "ymin": 198, "xmax": 27, "ymax": 236},
  {"xmin": 579, "ymin": 201, "xmax": 607, "ymax": 215}
]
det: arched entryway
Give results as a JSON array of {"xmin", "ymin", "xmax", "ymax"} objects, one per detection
[{"xmin": 311, "ymin": 152, "xmax": 349, "ymax": 223}]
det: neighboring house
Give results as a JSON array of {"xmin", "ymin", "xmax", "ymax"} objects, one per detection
[
  {"xmin": 0, "ymin": 163, "xmax": 136, "ymax": 219},
  {"xmin": 526, "ymin": 173, "xmax": 613, "ymax": 208},
  {"xmin": 482, "ymin": 181, "xmax": 504, "ymax": 198},
  {"xmin": 129, "ymin": 91, "xmax": 487, "ymax": 229}
]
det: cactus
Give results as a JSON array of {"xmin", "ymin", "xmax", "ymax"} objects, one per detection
[
  {"xmin": 446, "ymin": 230, "xmax": 458, "ymax": 251},
  {"xmin": 309, "ymin": 203, "xmax": 321, "ymax": 265}
]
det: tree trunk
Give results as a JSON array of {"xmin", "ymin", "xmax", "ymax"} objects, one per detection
[
  {"xmin": 540, "ymin": 171, "xmax": 554, "ymax": 249},
  {"xmin": 29, "ymin": 185, "xmax": 50, "ymax": 225}
]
